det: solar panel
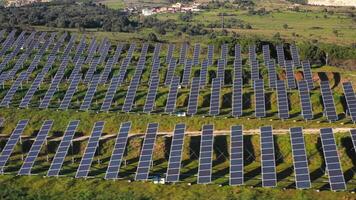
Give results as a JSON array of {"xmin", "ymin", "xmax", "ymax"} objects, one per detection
[
  {"xmin": 276, "ymin": 80, "xmax": 290, "ymax": 119},
  {"xmin": 230, "ymin": 125, "xmax": 244, "ymax": 185},
  {"xmin": 199, "ymin": 59, "xmax": 208, "ymax": 88},
  {"xmin": 285, "ymin": 60, "xmax": 296, "ymax": 89},
  {"xmin": 298, "ymin": 80, "xmax": 314, "ymax": 120},
  {"xmin": 149, "ymin": 59, "xmax": 160, "ymax": 80},
  {"xmin": 85, "ymin": 38, "xmax": 97, "ymax": 64},
  {"xmin": 143, "ymin": 75, "xmax": 159, "ymax": 113},
  {"xmin": 0, "ymin": 119, "xmax": 28, "ymax": 173},
  {"xmin": 166, "ymin": 43, "xmax": 175, "ymax": 64},
  {"xmin": 179, "ymin": 43, "xmax": 188, "ymax": 65},
  {"xmin": 59, "ymin": 73, "xmax": 82, "ymax": 110},
  {"xmin": 350, "ymin": 129, "xmax": 356, "ymax": 155},
  {"xmin": 181, "ymin": 59, "xmax": 193, "ymax": 87},
  {"xmin": 139, "ymin": 43, "xmax": 149, "ymax": 62},
  {"xmin": 100, "ymin": 74, "xmax": 121, "ymax": 112},
  {"xmin": 135, "ymin": 123, "xmax": 159, "ymax": 181},
  {"xmin": 187, "ymin": 77, "xmax": 200, "ymax": 115},
  {"xmin": 105, "ymin": 122, "xmax": 131, "ymax": 179},
  {"xmin": 260, "ymin": 126, "xmax": 277, "ymax": 187},
  {"xmin": 166, "ymin": 123, "xmax": 186, "ymax": 183},
  {"xmin": 126, "ymin": 43, "xmax": 136, "ymax": 61},
  {"xmin": 75, "ymin": 121, "xmax": 105, "ymax": 178},
  {"xmin": 68, "ymin": 56, "xmax": 85, "ymax": 83},
  {"xmin": 73, "ymin": 36, "xmax": 86, "ymax": 64},
  {"xmin": 197, "ymin": 124, "xmax": 214, "ymax": 184},
  {"xmin": 19, "ymin": 56, "xmax": 56, "ymax": 108},
  {"xmin": 49, "ymin": 32, "xmax": 66, "ymax": 57},
  {"xmin": 267, "ymin": 60, "xmax": 278, "ymax": 89},
  {"xmin": 250, "ymin": 59, "xmax": 259, "ymax": 82},
  {"xmin": 193, "ymin": 43, "xmax": 200, "ymax": 66},
  {"xmin": 0, "ymin": 72, "xmax": 27, "ymax": 107},
  {"xmin": 320, "ymin": 81, "xmax": 338, "ymax": 121},
  {"xmin": 217, "ymin": 59, "xmax": 225, "ymax": 85},
  {"xmin": 18, "ymin": 120, "xmax": 53, "ymax": 175},
  {"xmin": 289, "ymin": 127, "xmax": 311, "ymax": 189},
  {"xmin": 79, "ymin": 75, "xmax": 101, "ymax": 111},
  {"xmin": 234, "ymin": 44, "xmax": 241, "ymax": 60},
  {"xmin": 60, "ymin": 35, "xmax": 76, "ymax": 61},
  {"xmin": 39, "ymin": 58, "xmax": 69, "ymax": 109},
  {"xmin": 221, "ymin": 44, "xmax": 228, "ymax": 63},
  {"xmin": 254, "ymin": 79, "xmax": 266, "ymax": 118},
  {"xmin": 320, "ymin": 128, "xmax": 346, "ymax": 191},
  {"xmin": 152, "ymin": 43, "xmax": 162, "ymax": 62},
  {"xmin": 165, "ymin": 76, "xmax": 180, "ymax": 114},
  {"xmin": 83, "ymin": 58, "xmax": 100, "ymax": 84},
  {"xmin": 232, "ymin": 78, "xmax": 243, "ymax": 117},
  {"xmin": 47, "ymin": 120, "xmax": 79, "ymax": 176},
  {"xmin": 233, "ymin": 59, "xmax": 242, "ymax": 80},
  {"xmin": 342, "ymin": 82, "xmax": 356, "ymax": 122},
  {"xmin": 98, "ymin": 42, "xmax": 110, "ymax": 65},
  {"xmin": 100, "ymin": 58, "xmax": 114, "ymax": 84},
  {"xmin": 262, "ymin": 45, "xmax": 271, "ymax": 66},
  {"xmin": 164, "ymin": 58, "xmax": 177, "ymax": 86},
  {"xmin": 290, "ymin": 44, "xmax": 300, "ymax": 68},
  {"xmin": 207, "ymin": 45, "xmax": 214, "ymax": 66},
  {"xmin": 122, "ymin": 62, "xmax": 144, "ymax": 112},
  {"xmin": 209, "ymin": 78, "xmax": 222, "ymax": 116},
  {"xmin": 276, "ymin": 45, "xmax": 285, "ymax": 67},
  {"xmin": 112, "ymin": 43, "xmax": 124, "ymax": 64},
  {"xmin": 116, "ymin": 58, "xmax": 130, "ymax": 85},
  {"xmin": 248, "ymin": 45, "xmax": 256, "ymax": 63}
]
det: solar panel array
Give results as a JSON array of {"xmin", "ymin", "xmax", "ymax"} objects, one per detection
[
  {"xmin": 149, "ymin": 59, "xmax": 161, "ymax": 80},
  {"xmin": 207, "ymin": 45, "xmax": 214, "ymax": 66},
  {"xmin": 165, "ymin": 76, "xmax": 180, "ymax": 114},
  {"xmin": 320, "ymin": 128, "xmax": 346, "ymax": 191},
  {"xmin": 100, "ymin": 58, "xmax": 114, "ymax": 84},
  {"xmin": 85, "ymin": 38, "xmax": 97, "ymax": 64},
  {"xmin": 250, "ymin": 59, "xmax": 259, "ymax": 82},
  {"xmin": 289, "ymin": 127, "xmax": 311, "ymax": 189},
  {"xmin": 298, "ymin": 80, "xmax": 314, "ymax": 120},
  {"xmin": 166, "ymin": 123, "xmax": 186, "ymax": 183},
  {"xmin": 18, "ymin": 120, "xmax": 53, "ymax": 175},
  {"xmin": 83, "ymin": 58, "xmax": 100, "ymax": 84},
  {"xmin": 290, "ymin": 44, "xmax": 300, "ymax": 68},
  {"xmin": 217, "ymin": 59, "xmax": 225, "ymax": 84},
  {"xmin": 301, "ymin": 61, "xmax": 314, "ymax": 90},
  {"xmin": 166, "ymin": 44, "xmax": 175, "ymax": 64},
  {"xmin": 192, "ymin": 43, "xmax": 200, "ymax": 66},
  {"xmin": 199, "ymin": 59, "xmax": 208, "ymax": 88},
  {"xmin": 135, "ymin": 123, "xmax": 158, "ymax": 181},
  {"xmin": 262, "ymin": 45, "xmax": 270, "ymax": 66},
  {"xmin": 229, "ymin": 125, "xmax": 243, "ymax": 186},
  {"xmin": 197, "ymin": 124, "xmax": 214, "ymax": 184},
  {"xmin": 76, "ymin": 121, "xmax": 105, "ymax": 178},
  {"xmin": 105, "ymin": 122, "xmax": 131, "ymax": 179},
  {"xmin": 320, "ymin": 81, "xmax": 338, "ymax": 121},
  {"xmin": 232, "ymin": 78, "xmax": 243, "ymax": 117},
  {"xmin": 276, "ymin": 80, "xmax": 290, "ymax": 119},
  {"xmin": 73, "ymin": 36, "xmax": 87, "ymax": 64},
  {"xmin": 68, "ymin": 57, "xmax": 85, "ymax": 83},
  {"xmin": 342, "ymin": 82, "xmax": 356, "ymax": 122},
  {"xmin": 187, "ymin": 77, "xmax": 200, "ymax": 115},
  {"xmin": 59, "ymin": 73, "xmax": 82, "ymax": 110},
  {"xmin": 209, "ymin": 78, "xmax": 222, "ymax": 116},
  {"xmin": 221, "ymin": 44, "xmax": 228, "ymax": 63},
  {"xmin": 254, "ymin": 79, "xmax": 266, "ymax": 118},
  {"xmin": 350, "ymin": 129, "xmax": 356, "ymax": 155},
  {"xmin": 0, "ymin": 72, "xmax": 27, "ymax": 107},
  {"xmin": 164, "ymin": 58, "xmax": 177, "ymax": 86},
  {"xmin": 0, "ymin": 119, "xmax": 28, "ymax": 173},
  {"xmin": 143, "ymin": 75, "xmax": 159, "ymax": 113},
  {"xmin": 234, "ymin": 44, "xmax": 241, "ymax": 60},
  {"xmin": 179, "ymin": 43, "xmax": 188, "ymax": 65},
  {"xmin": 248, "ymin": 45, "xmax": 256, "ymax": 62},
  {"xmin": 233, "ymin": 59, "xmax": 242, "ymax": 80},
  {"xmin": 260, "ymin": 126, "xmax": 277, "ymax": 187},
  {"xmin": 267, "ymin": 60, "xmax": 277, "ymax": 89},
  {"xmin": 276, "ymin": 45, "xmax": 285, "ymax": 67},
  {"xmin": 181, "ymin": 59, "xmax": 193, "ymax": 87},
  {"xmin": 79, "ymin": 75, "xmax": 100, "ymax": 111},
  {"xmin": 100, "ymin": 73, "xmax": 121, "ymax": 112},
  {"xmin": 47, "ymin": 120, "xmax": 79, "ymax": 176},
  {"xmin": 285, "ymin": 60, "xmax": 296, "ymax": 89}
]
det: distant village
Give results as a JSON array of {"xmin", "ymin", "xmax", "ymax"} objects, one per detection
[{"xmin": 138, "ymin": 2, "xmax": 202, "ymax": 16}]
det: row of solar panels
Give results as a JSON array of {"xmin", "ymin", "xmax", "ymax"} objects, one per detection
[{"xmin": 0, "ymin": 119, "xmax": 353, "ymax": 191}]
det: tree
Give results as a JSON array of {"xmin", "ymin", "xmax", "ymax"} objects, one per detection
[
  {"xmin": 147, "ymin": 32, "xmax": 158, "ymax": 42},
  {"xmin": 283, "ymin": 24, "xmax": 288, "ymax": 29}
]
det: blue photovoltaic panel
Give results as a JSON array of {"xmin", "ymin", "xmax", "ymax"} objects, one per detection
[
  {"xmin": 298, "ymin": 80, "xmax": 313, "ymax": 120},
  {"xmin": 79, "ymin": 75, "xmax": 100, "ymax": 111},
  {"xmin": 59, "ymin": 73, "xmax": 81, "ymax": 110},
  {"xmin": 350, "ymin": 129, "xmax": 356, "ymax": 155},
  {"xmin": 135, "ymin": 123, "xmax": 159, "ymax": 181},
  {"xmin": 73, "ymin": 36, "xmax": 86, "ymax": 64},
  {"xmin": 289, "ymin": 127, "xmax": 311, "ymax": 189},
  {"xmin": 100, "ymin": 74, "xmax": 121, "ymax": 112},
  {"xmin": 199, "ymin": 59, "xmax": 208, "ymax": 88},
  {"xmin": 229, "ymin": 125, "xmax": 244, "ymax": 186},
  {"xmin": 178, "ymin": 43, "xmax": 188, "ymax": 65},
  {"xmin": 181, "ymin": 59, "xmax": 193, "ymax": 87},
  {"xmin": 248, "ymin": 45, "xmax": 256, "ymax": 63},
  {"xmin": 18, "ymin": 120, "xmax": 53, "ymax": 175},
  {"xmin": 260, "ymin": 126, "xmax": 277, "ymax": 187},
  {"xmin": 320, "ymin": 81, "xmax": 338, "ymax": 121},
  {"xmin": 105, "ymin": 122, "xmax": 131, "ymax": 179},
  {"xmin": 197, "ymin": 124, "xmax": 214, "ymax": 184},
  {"xmin": 192, "ymin": 43, "xmax": 200, "ymax": 66},
  {"xmin": 98, "ymin": 41, "xmax": 110, "ymax": 65},
  {"xmin": 276, "ymin": 80, "xmax": 290, "ymax": 119},
  {"xmin": 139, "ymin": 43, "xmax": 149, "ymax": 62},
  {"xmin": 165, "ymin": 76, "xmax": 180, "ymax": 114},
  {"xmin": 234, "ymin": 44, "xmax": 241, "ymax": 60},
  {"xmin": 164, "ymin": 58, "xmax": 177, "ymax": 86},
  {"xmin": 116, "ymin": 58, "xmax": 130, "ymax": 85},
  {"xmin": 276, "ymin": 45, "xmax": 285, "ymax": 67},
  {"xmin": 254, "ymin": 79, "xmax": 266, "ymax": 118},
  {"xmin": 187, "ymin": 77, "xmax": 200, "ymax": 115},
  {"xmin": 221, "ymin": 44, "xmax": 228, "ymax": 62},
  {"xmin": 166, "ymin": 43, "xmax": 175, "ymax": 64},
  {"xmin": 126, "ymin": 43, "xmax": 136, "ymax": 61},
  {"xmin": 262, "ymin": 45, "xmax": 270, "ymax": 66},
  {"xmin": 217, "ymin": 59, "xmax": 225, "ymax": 85},
  {"xmin": 209, "ymin": 78, "xmax": 222, "ymax": 116},
  {"xmin": 250, "ymin": 59, "xmax": 259, "ymax": 82},
  {"xmin": 342, "ymin": 82, "xmax": 356, "ymax": 122},
  {"xmin": 112, "ymin": 43, "xmax": 123, "ymax": 64},
  {"xmin": 301, "ymin": 61, "xmax": 314, "ymax": 90},
  {"xmin": 68, "ymin": 57, "xmax": 85, "ymax": 83},
  {"xmin": 47, "ymin": 120, "xmax": 79, "ymax": 176},
  {"xmin": 83, "ymin": 58, "xmax": 100, "ymax": 84},
  {"xmin": 75, "ymin": 121, "xmax": 105, "ymax": 178},
  {"xmin": 290, "ymin": 44, "xmax": 300, "ymax": 68},
  {"xmin": 149, "ymin": 59, "xmax": 160, "ymax": 80},
  {"xmin": 233, "ymin": 59, "xmax": 242, "ymax": 81},
  {"xmin": 166, "ymin": 123, "xmax": 186, "ymax": 183},
  {"xmin": 320, "ymin": 128, "xmax": 346, "ymax": 191},
  {"xmin": 85, "ymin": 38, "xmax": 97, "ymax": 64},
  {"xmin": 121, "ymin": 62, "xmax": 144, "ymax": 112},
  {"xmin": 207, "ymin": 45, "xmax": 214, "ymax": 66},
  {"xmin": 143, "ymin": 75, "xmax": 159, "ymax": 113},
  {"xmin": 285, "ymin": 60, "xmax": 296, "ymax": 89},
  {"xmin": 0, "ymin": 119, "xmax": 28, "ymax": 173},
  {"xmin": 0, "ymin": 72, "xmax": 27, "ymax": 107},
  {"xmin": 152, "ymin": 43, "xmax": 162, "ymax": 62},
  {"xmin": 100, "ymin": 58, "xmax": 114, "ymax": 84},
  {"xmin": 267, "ymin": 60, "xmax": 277, "ymax": 89},
  {"xmin": 232, "ymin": 78, "xmax": 243, "ymax": 117}
]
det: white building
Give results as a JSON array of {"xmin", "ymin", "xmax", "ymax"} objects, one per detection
[{"xmin": 142, "ymin": 8, "xmax": 154, "ymax": 16}]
